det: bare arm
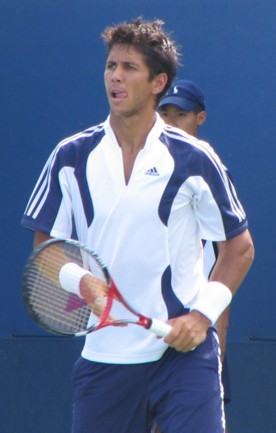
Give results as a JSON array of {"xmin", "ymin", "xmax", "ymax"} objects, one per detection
[
  {"xmin": 165, "ymin": 229, "xmax": 255, "ymax": 352},
  {"xmin": 209, "ymin": 229, "xmax": 255, "ymax": 295},
  {"xmin": 34, "ymin": 231, "xmax": 53, "ymax": 249}
]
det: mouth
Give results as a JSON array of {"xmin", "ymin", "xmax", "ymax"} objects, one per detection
[{"xmin": 111, "ymin": 90, "xmax": 128, "ymax": 99}]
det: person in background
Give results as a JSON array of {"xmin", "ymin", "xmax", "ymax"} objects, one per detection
[
  {"xmin": 158, "ymin": 79, "xmax": 232, "ymax": 433},
  {"xmin": 158, "ymin": 79, "xmax": 206, "ymax": 137},
  {"xmin": 21, "ymin": 18, "xmax": 254, "ymax": 433}
]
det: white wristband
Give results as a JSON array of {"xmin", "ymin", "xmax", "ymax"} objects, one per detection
[
  {"xmin": 190, "ymin": 281, "xmax": 232, "ymax": 325},
  {"xmin": 59, "ymin": 263, "xmax": 90, "ymax": 298}
]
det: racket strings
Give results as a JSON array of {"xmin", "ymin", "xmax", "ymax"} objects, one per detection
[
  {"xmin": 24, "ymin": 242, "xmax": 107, "ymax": 334},
  {"xmin": 26, "ymin": 267, "xmax": 91, "ymax": 333},
  {"xmin": 23, "ymin": 239, "xmax": 172, "ymax": 338}
]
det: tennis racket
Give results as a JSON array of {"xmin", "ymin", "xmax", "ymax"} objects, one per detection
[{"xmin": 22, "ymin": 238, "xmax": 172, "ymax": 338}]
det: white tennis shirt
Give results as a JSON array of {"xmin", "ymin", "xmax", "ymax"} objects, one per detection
[{"xmin": 22, "ymin": 114, "xmax": 248, "ymax": 364}]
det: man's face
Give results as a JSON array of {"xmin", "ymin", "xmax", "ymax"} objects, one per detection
[
  {"xmin": 104, "ymin": 44, "xmax": 163, "ymax": 118},
  {"xmin": 159, "ymin": 104, "xmax": 206, "ymax": 137}
]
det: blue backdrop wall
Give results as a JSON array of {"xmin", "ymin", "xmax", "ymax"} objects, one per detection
[{"xmin": 1, "ymin": 1, "xmax": 276, "ymax": 432}]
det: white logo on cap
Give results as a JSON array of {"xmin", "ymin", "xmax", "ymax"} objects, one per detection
[{"xmin": 173, "ymin": 86, "xmax": 179, "ymax": 94}]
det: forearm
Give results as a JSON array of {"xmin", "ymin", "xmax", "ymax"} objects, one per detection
[
  {"xmin": 34, "ymin": 231, "xmax": 53, "ymax": 248},
  {"xmin": 209, "ymin": 229, "xmax": 254, "ymax": 295}
]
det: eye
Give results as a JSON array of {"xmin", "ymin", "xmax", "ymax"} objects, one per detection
[
  {"xmin": 178, "ymin": 111, "xmax": 188, "ymax": 118},
  {"xmin": 106, "ymin": 62, "xmax": 116, "ymax": 70},
  {"xmin": 125, "ymin": 63, "xmax": 137, "ymax": 70}
]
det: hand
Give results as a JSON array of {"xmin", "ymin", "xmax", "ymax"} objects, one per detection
[
  {"xmin": 164, "ymin": 310, "xmax": 211, "ymax": 352},
  {"xmin": 79, "ymin": 274, "xmax": 110, "ymax": 318}
]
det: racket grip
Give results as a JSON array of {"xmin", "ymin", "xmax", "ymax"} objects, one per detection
[{"xmin": 149, "ymin": 318, "xmax": 172, "ymax": 337}]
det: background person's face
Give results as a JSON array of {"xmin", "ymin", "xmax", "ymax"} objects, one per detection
[{"xmin": 160, "ymin": 105, "xmax": 205, "ymax": 137}]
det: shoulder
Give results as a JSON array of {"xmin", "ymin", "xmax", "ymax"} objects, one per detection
[
  {"xmin": 58, "ymin": 122, "xmax": 106, "ymax": 152},
  {"xmin": 52, "ymin": 122, "xmax": 106, "ymax": 166},
  {"xmin": 159, "ymin": 125, "xmax": 232, "ymax": 187},
  {"xmin": 160, "ymin": 124, "xmax": 221, "ymax": 165}
]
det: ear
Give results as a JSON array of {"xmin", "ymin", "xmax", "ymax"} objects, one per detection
[
  {"xmin": 152, "ymin": 73, "xmax": 168, "ymax": 95},
  {"xmin": 197, "ymin": 111, "xmax": 207, "ymax": 127}
]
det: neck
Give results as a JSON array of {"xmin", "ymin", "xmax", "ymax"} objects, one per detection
[{"xmin": 110, "ymin": 110, "xmax": 157, "ymax": 152}]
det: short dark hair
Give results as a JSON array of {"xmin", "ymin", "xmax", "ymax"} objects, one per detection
[{"xmin": 102, "ymin": 17, "xmax": 180, "ymax": 102}]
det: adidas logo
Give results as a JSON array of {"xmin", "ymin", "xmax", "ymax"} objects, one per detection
[{"xmin": 145, "ymin": 167, "xmax": 159, "ymax": 176}]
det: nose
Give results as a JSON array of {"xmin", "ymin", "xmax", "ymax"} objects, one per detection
[
  {"xmin": 167, "ymin": 117, "xmax": 177, "ymax": 127},
  {"xmin": 111, "ymin": 65, "xmax": 123, "ymax": 82}
]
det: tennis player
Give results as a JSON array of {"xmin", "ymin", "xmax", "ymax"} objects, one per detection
[
  {"xmin": 157, "ymin": 79, "xmax": 232, "ymax": 433},
  {"xmin": 21, "ymin": 18, "xmax": 254, "ymax": 433}
]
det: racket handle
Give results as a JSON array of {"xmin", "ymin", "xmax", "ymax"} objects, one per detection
[{"xmin": 149, "ymin": 318, "xmax": 172, "ymax": 337}]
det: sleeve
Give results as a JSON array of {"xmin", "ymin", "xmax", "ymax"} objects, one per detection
[
  {"xmin": 21, "ymin": 144, "xmax": 74, "ymax": 238},
  {"xmin": 189, "ymin": 145, "xmax": 248, "ymax": 241}
]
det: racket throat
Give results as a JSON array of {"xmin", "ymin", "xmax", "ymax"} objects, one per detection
[{"xmin": 138, "ymin": 315, "xmax": 152, "ymax": 329}]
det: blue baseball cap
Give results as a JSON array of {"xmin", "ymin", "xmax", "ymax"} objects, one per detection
[{"xmin": 158, "ymin": 79, "xmax": 206, "ymax": 112}]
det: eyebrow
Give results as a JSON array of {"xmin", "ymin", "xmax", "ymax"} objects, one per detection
[{"xmin": 106, "ymin": 59, "xmax": 140, "ymax": 66}]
